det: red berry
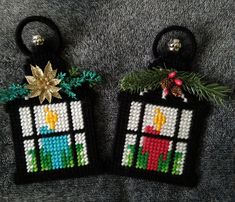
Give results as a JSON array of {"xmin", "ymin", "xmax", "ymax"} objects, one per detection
[
  {"xmin": 174, "ymin": 79, "xmax": 183, "ymax": 86},
  {"xmin": 168, "ymin": 71, "xmax": 177, "ymax": 79},
  {"xmin": 163, "ymin": 88, "xmax": 169, "ymax": 96}
]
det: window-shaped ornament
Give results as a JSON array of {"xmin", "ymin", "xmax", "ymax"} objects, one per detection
[
  {"xmin": 1, "ymin": 16, "xmax": 102, "ymax": 183},
  {"xmin": 113, "ymin": 92, "xmax": 205, "ymax": 186},
  {"xmin": 112, "ymin": 26, "xmax": 230, "ymax": 186},
  {"xmin": 114, "ymin": 93, "xmax": 207, "ymax": 185},
  {"xmin": 7, "ymin": 94, "xmax": 99, "ymax": 183}
]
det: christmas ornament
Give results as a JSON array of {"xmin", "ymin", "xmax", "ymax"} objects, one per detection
[
  {"xmin": 112, "ymin": 26, "xmax": 230, "ymax": 186},
  {"xmin": 0, "ymin": 16, "xmax": 102, "ymax": 183},
  {"xmin": 25, "ymin": 61, "xmax": 62, "ymax": 104},
  {"xmin": 160, "ymin": 71, "xmax": 186, "ymax": 101}
]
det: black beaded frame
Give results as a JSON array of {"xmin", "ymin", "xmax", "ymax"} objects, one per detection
[
  {"xmin": 112, "ymin": 91, "xmax": 209, "ymax": 187},
  {"xmin": 6, "ymin": 87, "xmax": 101, "ymax": 184}
]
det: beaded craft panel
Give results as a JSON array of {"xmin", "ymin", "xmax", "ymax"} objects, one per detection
[
  {"xmin": 113, "ymin": 93, "xmax": 205, "ymax": 186},
  {"xmin": 7, "ymin": 95, "xmax": 99, "ymax": 183},
  {"xmin": 122, "ymin": 102, "xmax": 191, "ymax": 174}
]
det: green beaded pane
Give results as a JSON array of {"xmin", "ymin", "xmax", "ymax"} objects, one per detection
[
  {"xmin": 157, "ymin": 151, "xmax": 171, "ymax": 173},
  {"xmin": 172, "ymin": 152, "xmax": 183, "ymax": 175},
  {"xmin": 27, "ymin": 149, "xmax": 38, "ymax": 172},
  {"xmin": 136, "ymin": 147, "xmax": 148, "ymax": 169},
  {"xmin": 125, "ymin": 145, "xmax": 135, "ymax": 167},
  {"xmin": 39, "ymin": 146, "xmax": 74, "ymax": 171},
  {"xmin": 76, "ymin": 144, "xmax": 86, "ymax": 166},
  {"xmin": 40, "ymin": 148, "xmax": 53, "ymax": 171}
]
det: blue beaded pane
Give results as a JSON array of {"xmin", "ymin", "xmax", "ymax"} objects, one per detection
[{"xmin": 39, "ymin": 135, "xmax": 74, "ymax": 171}]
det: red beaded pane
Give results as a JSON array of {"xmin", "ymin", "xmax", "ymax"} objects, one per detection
[{"xmin": 136, "ymin": 137, "xmax": 172, "ymax": 172}]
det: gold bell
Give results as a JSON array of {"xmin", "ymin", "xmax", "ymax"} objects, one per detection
[
  {"xmin": 32, "ymin": 35, "xmax": 45, "ymax": 46},
  {"xmin": 168, "ymin": 39, "xmax": 182, "ymax": 52}
]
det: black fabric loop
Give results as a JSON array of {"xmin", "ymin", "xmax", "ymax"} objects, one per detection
[
  {"xmin": 15, "ymin": 16, "xmax": 63, "ymax": 56},
  {"xmin": 152, "ymin": 26, "xmax": 197, "ymax": 70},
  {"xmin": 152, "ymin": 25, "xmax": 197, "ymax": 59}
]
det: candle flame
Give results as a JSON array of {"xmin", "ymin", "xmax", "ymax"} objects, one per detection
[
  {"xmin": 153, "ymin": 108, "xmax": 166, "ymax": 133},
  {"xmin": 44, "ymin": 107, "xmax": 58, "ymax": 130}
]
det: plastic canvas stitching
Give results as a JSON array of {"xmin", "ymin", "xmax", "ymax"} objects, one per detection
[
  {"xmin": 119, "ymin": 100, "xmax": 194, "ymax": 177},
  {"xmin": 18, "ymin": 100, "xmax": 90, "ymax": 174}
]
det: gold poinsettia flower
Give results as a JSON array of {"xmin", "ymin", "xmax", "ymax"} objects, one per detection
[{"xmin": 25, "ymin": 61, "xmax": 62, "ymax": 104}]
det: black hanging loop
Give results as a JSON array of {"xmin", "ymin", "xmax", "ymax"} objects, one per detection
[
  {"xmin": 15, "ymin": 16, "xmax": 67, "ymax": 74},
  {"xmin": 15, "ymin": 16, "xmax": 63, "ymax": 56},
  {"xmin": 150, "ymin": 26, "xmax": 197, "ymax": 71}
]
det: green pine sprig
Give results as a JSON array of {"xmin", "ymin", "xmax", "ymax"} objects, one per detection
[
  {"xmin": 0, "ymin": 67, "xmax": 102, "ymax": 103},
  {"xmin": 120, "ymin": 68, "xmax": 231, "ymax": 105},
  {"xmin": 0, "ymin": 83, "xmax": 30, "ymax": 103},
  {"xmin": 57, "ymin": 68, "xmax": 102, "ymax": 98},
  {"xmin": 79, "ymin": 70, "xmax": 102, "ymax": 87},
  {"xmin": 120, "ymin": 67, "xmax": 169, "ymax": 92},
  {"xmin": 57, "ymin": 72, "xmax": 77, "ymax": 98},
  {"xmin": 177, "ymin": 71, "xmax": 231, "ymax": 105},
  {"xmin": 68, "ymin": 66, "xmax": 80, "ymax": 77}
]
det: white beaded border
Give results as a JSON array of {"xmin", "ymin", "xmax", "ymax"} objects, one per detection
[
  {"xmin": 127, "ymin": 102, "xmax": 142, "ymax": 131},
  {"xmin": 19, "ymin": 107, "xmax": 33, "ymax": 137},
  {"xmin": 70, "ymin": 101, "xmax": 84, "ymax": 130},
  {"xmin": 177, "ymin": 110, "xmax": 193, "ymax": 139}
]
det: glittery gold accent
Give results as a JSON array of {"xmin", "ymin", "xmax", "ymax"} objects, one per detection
[
  {"xmin": 25, "ymin": 61, "xmax": 62, "ymax": 104},
  {"xmin": 168, "ymin": 39, "xmax": 182, "ymax": 52},
  {"xmin": 32, "ymin": 35, "xmax": 45, "ymax": 46}
]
